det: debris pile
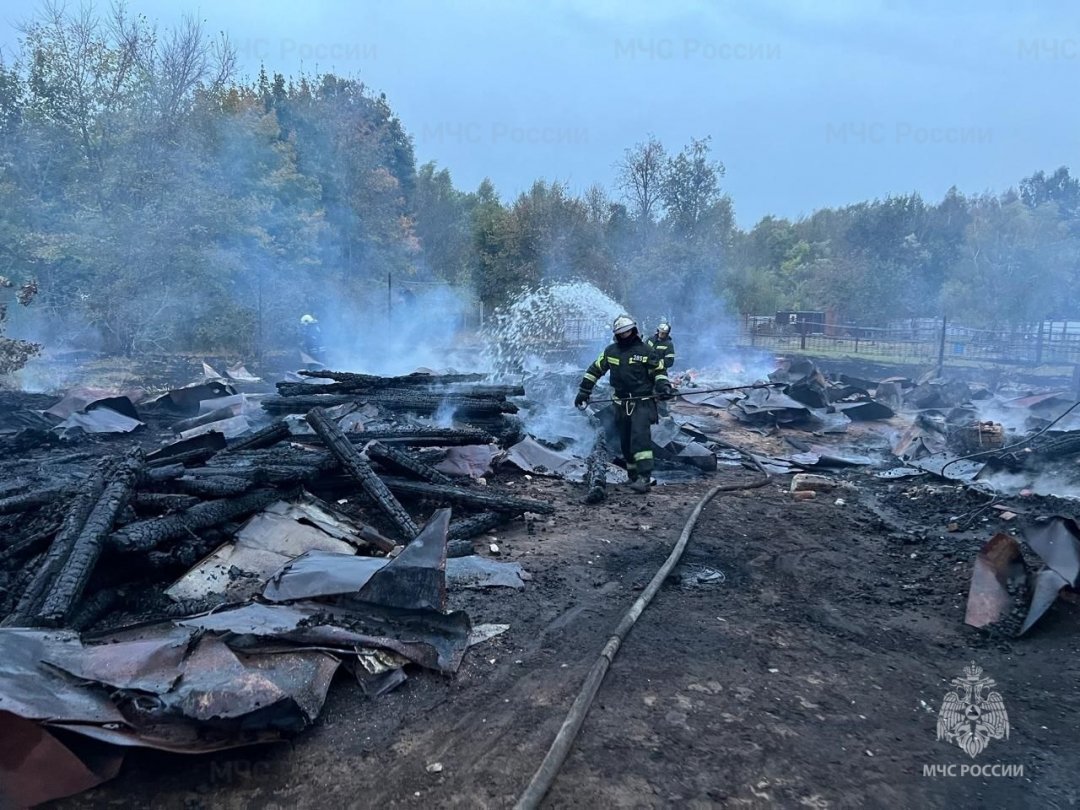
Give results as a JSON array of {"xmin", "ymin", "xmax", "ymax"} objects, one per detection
[{"xmin": 0, "ymin": 367, "xmax": 547, "ymax": 806}]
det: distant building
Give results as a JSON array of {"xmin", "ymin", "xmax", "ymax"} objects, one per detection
[{"xmin": 775, "ymin": 310, "xmax": 826, "ymax": 335}]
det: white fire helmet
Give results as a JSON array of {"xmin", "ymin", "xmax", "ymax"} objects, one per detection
[
  {"xmin": 612, "ymin": 314, "xmax": 637, "ymax": 336},
  {"xmin": 657, "ymin": 318, "xmax": 671, "ymax": 335},
  {"xmin": 300, "ymin": 314, "xmax": 317, "ymax": 325}
]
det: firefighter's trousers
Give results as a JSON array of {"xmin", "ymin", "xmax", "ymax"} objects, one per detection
[{"xmin": 613, "ymin": 398, "xmax": 656, "ymax": 481}]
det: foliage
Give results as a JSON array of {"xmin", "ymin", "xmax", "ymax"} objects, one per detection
[{"xmin": 0, "ymin": 0, "xmax": 1077, "ymax": 372}]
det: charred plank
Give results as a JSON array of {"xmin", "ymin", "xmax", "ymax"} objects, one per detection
[
  {"xmin": 174, "ymin": 474, "xmax": 256, "ymax": 498},
  {"xmin": 38, "ymin": 449, "xmax": 146, "ymax": 625},
  {"xmin": 130, "ymin": 492, "xmax": 202, "ymax": 515},
  {"xmin": 380, "ymin": 477, "xmax": 554, "ymax": 515},
  {"xmin": 306, "ymin": 407, "xmax": 419, "ymax": 541},
  {"xmin": 224, "ymin": 419, "xmax": 291, "ymax": 452},
  {"xmin": 343, "ymin": 426, "xmax": 495, "ymax": 447},
  {"xmin": 448, "ymin": 510, "xmax": 507, "ymax": 541},
  {"xmin": 108, "ymin": 488, "xmax": 284, "ymax": 554},
  {"xmin": 4, "ymin": 463, "xmax": 110, "ymax": 626},
  {"xmin": 584, "ymin": 441, "xmax": 609, "ymax": 505},
  {"xmin": 0, "ymin": 487, "xmax": 69, "ymax": 515},
  {"xmin": 366, "ymin": 441, "xmax": 454, "ymax": 486},
  {"xmin": 294, "ymin": 370, "xmax": 485, "ymax": 388},
  {"xmin": 0, "ymin": 520, "xmax": 62, "ymax": 565}
]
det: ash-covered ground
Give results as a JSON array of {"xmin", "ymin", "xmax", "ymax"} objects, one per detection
[{"xmin": 2, "ymin": 352, "xmax": 1079, "ymax": 809}]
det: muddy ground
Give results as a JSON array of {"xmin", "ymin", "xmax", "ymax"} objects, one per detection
[
  {"xmin": 45, "ymin": 454, "xmax": 1080, "ymax": 809},
  {"xmin": 6, "ymin": 351, "xmax": 1078, "ymax": 809}
]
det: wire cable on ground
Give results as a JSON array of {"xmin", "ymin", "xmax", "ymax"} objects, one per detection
[
  {"xmin": 514, "ymin": 453, "xmax": 770, "ymax": 809},
  {"xmin": 587, "ymin": 382, "xmax": 785, "ymax": 405},
  {"xmin": 939, "ymin": 400, "xmax": 1080, "ymax": 476}
]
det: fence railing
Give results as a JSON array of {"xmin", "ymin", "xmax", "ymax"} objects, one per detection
[{"xmin": 736, "ymin": 316, "xmax": 1080, "ymax": 367}]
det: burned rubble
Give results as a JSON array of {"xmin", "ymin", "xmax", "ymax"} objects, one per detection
[
  {"xmin": 0, "ymin": 366, "xmax": 559, "ymax": 806},
  {"xmin": 3, "ymin": 351, "xmax": 1080, "ymax": 805}
]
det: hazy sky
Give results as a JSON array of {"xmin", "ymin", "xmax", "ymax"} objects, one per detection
[{"xmin": 1, "ymin": 0, "xmax": 1076, "ymax": 227}]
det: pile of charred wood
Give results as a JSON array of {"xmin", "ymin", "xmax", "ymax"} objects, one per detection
[
  {"xmin": 0, "ymin": 369, "xmax": 544, "ymax": 633},
  {"xmin": 0, "ymin": 369, "xmax": 554, "ymax": 806}
]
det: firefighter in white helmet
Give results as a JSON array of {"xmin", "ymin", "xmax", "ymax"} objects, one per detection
[
  {"xmin": 299, "ymin": 314, "xmax": 322, "ymax": 360},
  {"xmin": 647, "ymin": 318, "xmax": 675, "ymax": 372},
  {"xmin": 575, "ymin": 314, "xmax": 673, "ymax": 493}
]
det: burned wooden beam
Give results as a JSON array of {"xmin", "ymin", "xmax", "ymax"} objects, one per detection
[
  {"xmin": 277, "ymin": 381, "xmax": 522, "ymax": 398},
  {"xmin": 295, "ymin": 370, "xmax": 485, "ymax": 388},
  {"xmin": 1, "ymin": 551, "xmax": 44, "ymax": 619},
  {"xmin": 262, "ymin": 392, "xmax": 517, "ymax": 417},
  {"xmin": 380, "ymin": 477, "xmax": 555, "ymax": 515},
  {"xmin": 173, "ymin": 474, "xmax": 256, "ymax": 498},
  {"xmin": 343, "ymin": 426, "xmax": 495, "ymax": 447},
  {"xmin": 306, "ymin": 407, "xmax": 419, "ymax": 541},
  {"xmin": 0, "ymin": 520, "xmax": 62, "ymax": 565},
  {"xmin": 224, "ymin": 420, "xmax": 291, "ymax": 452},
  {"xmin": 69, "ymin": 585, "xmax": 130, "ymax": 632},
  {"xmin": 448, "ymin": 510, "xmax": 508, "ymax": 542},
  {"xmin": 584, "ymin": 444, "xmax": 609, "ymax": 505},
  {"xmin": 366, "ymin": 441, "xmax": 454, "ymax": 486},
  {"xmin": 0, "ymin": 487, "xmax": 69, "ymax": 515},
  {"xmin": 145, "ymin": 447, "xmax": 219, "ymax": 468},
  {"xmin": 262, "ymin": 394, "xmax": 356, "ymax": 413},
  {"xmin": 4, "ymin": 463, "xmax": 110, "ymax": 626},
  {"xmin": 130, "ymin": 492, "xmax": 202, "ymax": 515},
  {"xmin": 37, "ymin": 449, "xmax": 145, "ymax": 626},
  {"xmin": 108, "ymin": 488, "xmax": 284, "ymax": 554},
  {"xmin": 138, "ymin": 464, "xmax": 187, "ymax": 486}
]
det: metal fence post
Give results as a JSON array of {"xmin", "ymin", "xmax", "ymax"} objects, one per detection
[{"xmin": 937, "ymin": 315, "xmax": 947, "ymax": 376}]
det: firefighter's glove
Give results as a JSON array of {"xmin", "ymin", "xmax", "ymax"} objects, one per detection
[
  {"xmin": 657, "ymin": 386, "xmax": 676, "ymax": 401},
  {"xmin": 574, "ymin": 391, "xmax": 590, "ymax": 409}
]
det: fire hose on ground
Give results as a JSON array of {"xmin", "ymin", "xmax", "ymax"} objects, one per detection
[
  {"xmin": 584, "ymin": 381, "xmax": 785, "ymax": 406},
  {"xmin": 514, "ymin": 445, "xmax": 771, "ymax": 809}
]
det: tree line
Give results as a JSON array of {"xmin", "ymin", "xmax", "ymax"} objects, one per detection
[{"xmin": 1, "ymin": 3, "xmax": 1077, "ymax": 364}]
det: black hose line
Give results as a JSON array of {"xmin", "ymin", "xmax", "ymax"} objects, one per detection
[
  {"xmin": 514, "ymin": 460, "xmax": 770, "ymax": 809},
  {"xmin": 587, "ymin": 382, "xmax": 784, "ymax": 405}
]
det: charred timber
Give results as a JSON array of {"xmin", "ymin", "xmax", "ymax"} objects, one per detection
[
  {"xmin": 174, "ymin": 474, "xmax": 256, "ymax": 498},
  {"xmin": 69, "ymin": 585, "xmax": 130, "ymax": 632},
  {"xmin": 343, "ymin": 426, "xmax": 495, "ymax": 447},
  {"xmin": 145, "ymin": 447, "xmax": 219, "ymax": 468},
  {"xmin": 262, "ymin": 393, "xmax": 517, "ymax": 416},
  {"xmin": 37, "ymin": 449, "xmax": 145, "ymax": 626},
  {"xmin": 108, "ymin": 488, "xmax": 284, "ymax": 554},
  {"xmin": 4, "ymin": 464, "xmax": 109, "ymax": 626},
  {"xmin": 262, "ymin": 394, "xmax": 355, "ymax": 413},
  {"xmin": 295, "ymin": 370, "xmax": 485, "ymax": 389},
  {"xmin": 225, "ymin": 420, "xmax": 290, "ymax": 452},
  {"xmin": 306, "ymin": 407, "xmax": 419, "ymax": 541},
  {"xmin": 138, "ymin": 464, "xmax": 187, "ymax": 486},
  {"xmin": 380, "ymin": 477, "xmax": 554, "ymax": 515},
  {"xmin": 448, "ymin": 511, "xmax": 507, "ymax": 542},
  {"xmin": 447, "ymin": 539, "xmax": 475, "ymax": 558},
  {"xmin": 0, "ymin": 487, "xmax": 69, "ymax": 515},
  {"xmin": 188, "ymin": 460, "xmax": 338, "ymax": 487},
  {"xmin": 1, "ymin": 552, "xmax": 44, "ymax": 618},
  {"xmin": 0, "ymin": 520, "xmax": 61, "ymax": 565},
  {"xmin": 130, "ymin": 492, "xmax": 202, "ymax": 515},
  {"xmin": 1030, "ymin": 432, "xmax": 1080, "ymax": 461},
  {"xmin": 584, "ymin": 444, "xmax": 609, "ymax": 505},
  {"xmin": 366, "ymin": 441, "xmax": 454, "ymax": 486},
  {"xmin": 277, "ymin": 381, "xmax": 522, "ymax": 398},
  {"xmin": 144, "ymin": 530, "xmax": 228, "ymax": 571},
  {"xmin": 427, "ymin": 384, "xmax": 525, "ymax": 397}
]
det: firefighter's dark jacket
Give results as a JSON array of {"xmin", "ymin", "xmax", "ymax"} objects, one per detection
[
  {"xmin": 646, "ymin": 333, "xmax": 675, "ymax": 372},
  {"xmin": 578, "ymin": 335, "xmax": 671, "ymax": 401}
]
